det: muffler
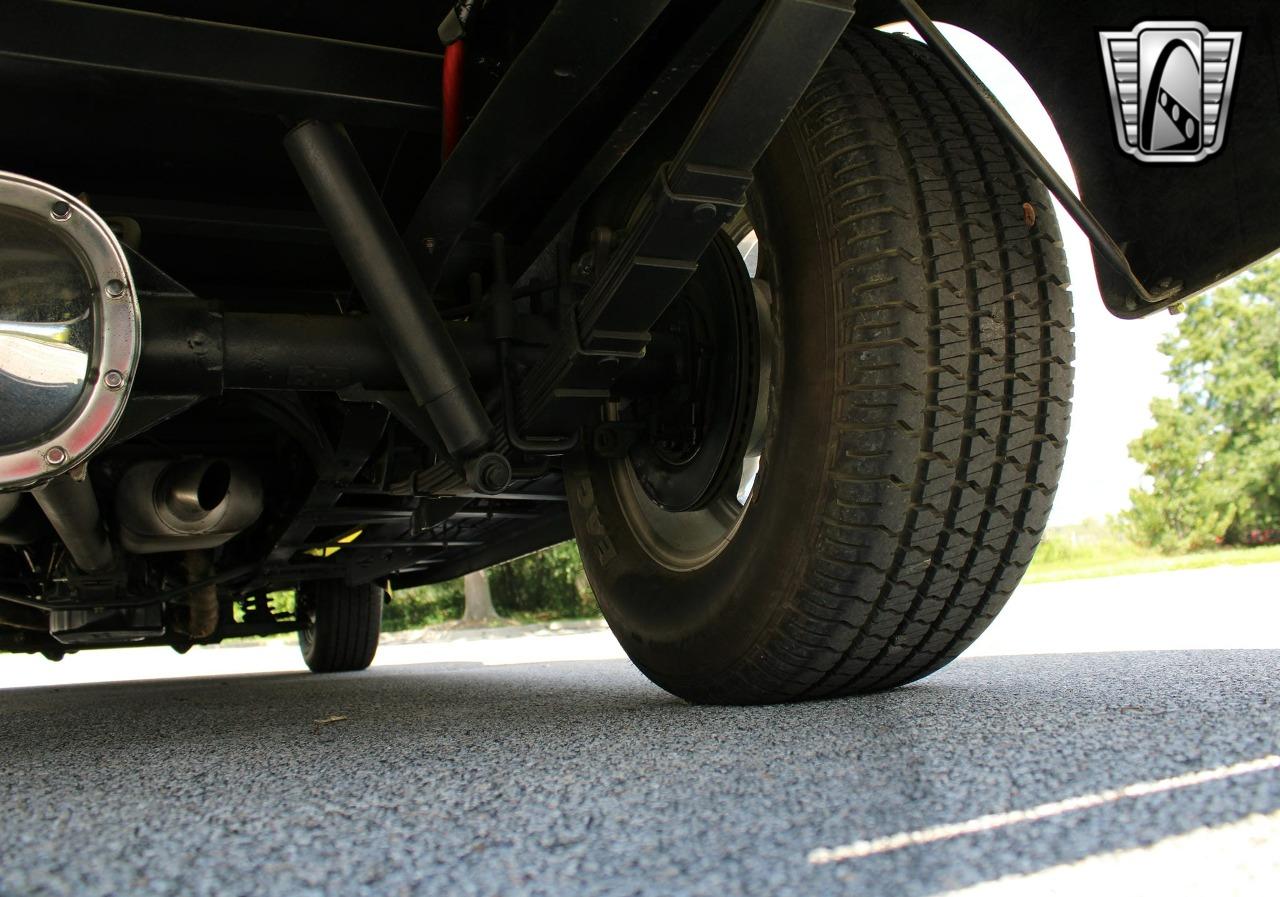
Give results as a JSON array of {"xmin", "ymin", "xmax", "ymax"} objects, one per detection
[
  {"xmin": 115, "ymin": 458, "xmax": 264, "ymax": 554},
  {"xmin": 0, "ymin": 171, "xmax": 140, "ymax": 490}
]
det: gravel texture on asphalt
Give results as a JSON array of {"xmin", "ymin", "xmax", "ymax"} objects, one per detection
[{"xmin": 2, "ymin": 648, "xmax": 1278, "ymax": 897}]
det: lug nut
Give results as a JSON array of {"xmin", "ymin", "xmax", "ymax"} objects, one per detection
[{"xmin": 103, "ymin": 370, "xmax": 125, "ymax": 390}]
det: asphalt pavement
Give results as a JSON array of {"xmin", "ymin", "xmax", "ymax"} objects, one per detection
[{"xmin": 2, "ymin": 563, "xmax": 1278, "ymax": 897}]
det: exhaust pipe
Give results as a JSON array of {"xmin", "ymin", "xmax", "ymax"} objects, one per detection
[
  {"xmin": 116, "ymin": 459, "xmax": 264, "ymax": 554},
  {"xmin": 33, "ymin": 468, "xmax": 115, "ymax": 573}
]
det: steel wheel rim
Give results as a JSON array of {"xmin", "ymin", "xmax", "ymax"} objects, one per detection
[{"xmin": 610, "ymin": 224, "xmax": 777, "ymax": 572}]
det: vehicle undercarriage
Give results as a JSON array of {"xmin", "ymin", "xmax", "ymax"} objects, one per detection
[{"xmin": 2, "ymin": 0, "xmax": 1277, "ymax": 701}]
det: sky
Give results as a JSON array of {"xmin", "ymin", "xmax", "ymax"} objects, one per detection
[{"xmin": 882, "ymin": 23, "xmax": 1182, "ymax": 527}]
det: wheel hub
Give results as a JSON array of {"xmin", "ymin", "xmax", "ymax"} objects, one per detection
[{"xmin": 628, "ymin": 232, "xmax": 761, "ymax": 512}]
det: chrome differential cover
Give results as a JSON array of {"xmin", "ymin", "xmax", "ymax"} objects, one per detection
[{"xmin": 0, "ymin": 172, "xmax": 140, "ymax": 490}]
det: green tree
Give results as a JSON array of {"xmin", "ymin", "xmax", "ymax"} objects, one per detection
[
  {"xmin": 384, "ymin": 542, "xmax": 596, "ymax": 631},
  {"xmin": 488, "ymin": 542, "xmax": 595, "ymax": 619},
  {"xmin": 1123, "ymin": 259, "xmax": 1280, "ymax": 552}
]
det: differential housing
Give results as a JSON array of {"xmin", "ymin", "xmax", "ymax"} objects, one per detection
[{"xmin": 0, "ymin": 172, "xmax": 140, "ymax": 490}]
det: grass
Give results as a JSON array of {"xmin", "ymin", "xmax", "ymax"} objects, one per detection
[{"xmin": 1023, "ymin": 522, "xmax": 1280, "ymax": 584}]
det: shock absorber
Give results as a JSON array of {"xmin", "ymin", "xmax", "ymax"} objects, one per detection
[
  {"xmin": 441, "ymin": 37, "xmax": 465, "ymax": 160},
  {"xmin": 284, "ymin": 122, "xmax": 512, "ymax": 498},
  {"xmin": 439, "ymin": 1, "xmax": 478, "ymax": 160}
]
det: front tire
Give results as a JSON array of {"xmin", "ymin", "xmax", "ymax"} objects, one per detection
[
  {"xmin": 297, "ymin": 580, "xmax": 383, "ymax": 673},
  {"xmin": 567, "ymin": 27, "xmax": 1074, "ymax": 704}
]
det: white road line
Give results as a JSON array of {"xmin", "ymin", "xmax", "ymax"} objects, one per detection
[{"xmin": 807, "ymin": 754, "xmax": 1280, "ymax": 865}]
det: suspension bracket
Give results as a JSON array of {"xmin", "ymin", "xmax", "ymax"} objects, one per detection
[{"xmin": 516, "ymin": 0, "xmax": 854, "ymax": 430}]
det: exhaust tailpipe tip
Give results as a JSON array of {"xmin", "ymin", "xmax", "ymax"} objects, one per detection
[{"xmin": 116, "ymin": 458, "xmax": 264, "ymax": 554}]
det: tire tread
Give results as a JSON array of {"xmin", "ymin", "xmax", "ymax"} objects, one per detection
[
  {"xmin": 723, "ymin": 29, "xmax": 1073, "ymax": 701},
  {"xmin": 299, "ymin": 581, "xmax": 383, "ymax": 673}
]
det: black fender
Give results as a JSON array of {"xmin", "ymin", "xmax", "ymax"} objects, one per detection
[{"xmin": 861, "ymin": 0, "xmax": 1280, "ymax": 317}]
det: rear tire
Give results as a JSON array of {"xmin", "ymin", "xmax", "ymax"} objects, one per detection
[
  {"xmin": 567, "ymin": 27, "xmax": 1074, "ymax": 704},
  {"xmin": 297, "ymin": 580, "xmax": 383, "ymax": 673}
]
